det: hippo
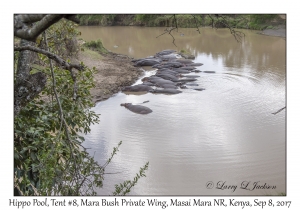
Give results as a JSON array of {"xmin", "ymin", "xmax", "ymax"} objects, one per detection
[
  {"xmin": 166, "ymin": 61, "xmax": 185, "ymax": 66},
  {"xmin": 187, "ymin": 63, "xmax": 204, "ymax": 67},
  {"xmin": 142, "ymin": 81, "xmax": 155, "ymax": 86},
  {"xmin": 173, "ymin": 59, "xmax": 194, "ymax": 64},
  {"xmin": 149, "ymin": 88, "xmax": 182, "ymax": 94},
  {"xmin": 180, "ymin": 66, "xmax": 196, "ymax": 70},
  {"xmin": 191, "ymin": 70, "xmax": 201, "ymax": 73},
  {"xmin": 143, "ymin": 76, "xmax": 178, "ymax": 85},
  {"xmin": 157, "ymin": 54, "xmax": 178, "ymax": 60},
  {"xmin": 171, "ymin": 69, "xmax": 191, "ymax": 74},
  {"xmin": 131, "ymin": 56, "xmax": 154, "ymax": 62},
  {"xmin": 156, "ymin": 73, "xmax": 180, "ymax": 82},
  {"xmin": 194, "ymin": 88, "xmax": 206, "ymax": 91},
  {"xmin": 121, "ymin": 84, "xmax": 153, "ymax": 92},
  {"xmin": 181, "ymin": 75, "xmax": 200, "ymax": 78},
  {"xmin": 157, "ymin": 69, "xmax": 181, "ymax": 76},
  {"xmin": 120, "ymin": 103, "xmax": 152, "ymax": 114},
  {"xmin": 153, "ymin": 62, "xmax": 184, "ymax": 69},
  {"xmin": 186, "ymin": 83, "xmax": 199, "ymax": 86},
  {"xmin": 156, "ymin": 84, "xmax": 178, "ymax": 89},
  {"xmin": 203, "ymin": 71, "xmax": 216, "ymax": 73},
  {"xmin": 134, "ymin": 59, "xmax": 161, "ymax": 67},
  {"xmin": 155, "ymin": 49, "xmax": 176, "ymax": 56},
  {"xmin": 178, "ymin": 78, "xmax": 198, "ymax": 82}
]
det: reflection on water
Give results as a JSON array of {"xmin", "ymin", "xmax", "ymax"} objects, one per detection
[{"xmin": 79, "ymin": 26, "xmax": 286, "ymax": 195}]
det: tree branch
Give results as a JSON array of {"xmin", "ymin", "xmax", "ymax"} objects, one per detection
[
  {"xmin": 15, "ymin": 45, "xmax": 84, "ymax": 71},
  {"xmin": 191, "ymin": 15, "xmax": 201, "ymax": 34},
  {"xmin": 14, "ymin": 14, "xmax": 47, "ymax": 25},
  {"xmin": 156, "ymin": 27, "xmax": 177, "ymax": 47},
  {"xmin": 14, "ymin": 14, "xmax": 64, "ymax": 41},
  {"xmin": 14, "ymin": 15, "xmax": 80, "ymax": 42},
  {"xmin": 64, "ymin": 15, "xmax": 80, "ymax": 24},
  {"xmin": 272, "ymin": 106, "xmax": 286, "ymax": 115},
  {"xmin": 218, "ymin": 15, "xmax": 245, "ymax": 43}
]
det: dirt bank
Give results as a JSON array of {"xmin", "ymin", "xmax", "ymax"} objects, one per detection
[
  {"xmin": 76, "ymin": 21, "xmax": 285, "ymax": 105},
  {"xmin": 77, "ymin": 48, "xmax": 143, "ymax": 104}
]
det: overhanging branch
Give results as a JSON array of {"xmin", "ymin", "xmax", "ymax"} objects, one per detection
[
  {"xmin": 14, "ymin": 14, "xmax": 80, "ymax": 42},
  {"xmin": 15, "ymin": 45, "xmax": 85, "ymax": 71},
  {"xmin": 14, "ymin": 14, "xmax": 64, "ymax": 41}
]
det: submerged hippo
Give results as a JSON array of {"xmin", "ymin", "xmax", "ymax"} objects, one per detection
[
  {"xmin": 156, "ymin": 83, "xmax": 178, "ymax": 89},
  {"xmin": 187, "ymin": 63, "xmax": 204, "ymax": 67},
  {"xmin": 191, "ymin": 70, "xmax": 201, "ymax": 73},
  {"xmin": 171, "ymin": 69, "xmax": 191, "ymax": 74},
  {"xmin": 181, "ymin": 75, "xmax": 200, "ymax": 78},
  {"xmin": 156, "ymin": 73, "xmax": 180, "ymax": 82},
  {"xmin": 173, "ymin": 59, "xmax": 194, "ymax": 64},
  {"xmin": 157, "ymin": 69, "xmax": 181, "ymax": 76},
  {"xmin": 134, "ymin": 59, "xmax": 161, "ymax": 67},
  {"xmin": 153, "ymin": 62, "xmax": 184, "ymax": 69},
  {"xmin": 120, "ymin": 103, "xmax": 153, "ymax": 114},
  {"xmin": 142, "ymin": 76, "xmax": 178, "ymax": 85},
  {"xmin": 194, "ymin": 88, "xmax": 206, "ymax": 91},
  {"xmin": 131, "ymin": 56, "xmax": 154, "ymax": 63},
  {"xmin": 149, "ymin": 88, "xmax": 182, "ymax": 94},
  {"xmin": 180, "ymin": 66, "xmax": 196, "ymax": 70},
  {"xmin": 142, "ymin": 81, "xmax": 155, "ymax": 86},
  {"xmin": 155, "ymin": 49, "xmax": 176, "ymax": 56},
  {"xmin": 157, "ymin": 54, "xmax": 179, "ymax": 60},
  {"xmin": 178, "ymin": 78, "xmax": 198, "ymax": 82},
  {"xmin": 186, "ymin": 83, "xmax": 199, "ymax": 86},
  {"xmin": 121, "ymin": 84, "xmax": 153, "ymax": 92}
]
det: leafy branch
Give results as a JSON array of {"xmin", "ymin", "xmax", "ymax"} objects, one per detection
[{"xmin": 113, "ymin": 162, "xmax": 149, "ymax": 196}]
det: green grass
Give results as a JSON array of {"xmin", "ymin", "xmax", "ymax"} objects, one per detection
[{"xmin": 83, "ymin": 39, "xmax": 108, "ymax": 54}]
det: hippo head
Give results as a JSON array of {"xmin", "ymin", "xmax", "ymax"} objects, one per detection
[
  {"xmin": 120, "ymin": 103, "xmax": 132, "ymax": 107},
  {"xmin": 121, "ymin": 86, "xmax": 131, "ymax": 91}
]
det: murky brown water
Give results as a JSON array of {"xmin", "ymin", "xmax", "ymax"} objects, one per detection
[{"xmin": 78, "ymin": 26, "xmax": 286, "ymax": 195}]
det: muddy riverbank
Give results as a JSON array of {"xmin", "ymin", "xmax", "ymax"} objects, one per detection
[
  {"xmin": 78, "ymin": 24, "xmax": 285, "ymax": 105},
  {"xmin": 75, "ymin": 48, "xmax": 143, "ymax": 104}
]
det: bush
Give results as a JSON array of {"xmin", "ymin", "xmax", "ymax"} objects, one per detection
[
  {"xmin": 84, "ymin": 39, "xmax": 108, "ymax": 54},
  {"xmin": 250, "ymin": 14, "xmax": 278, "ymax": 24}
]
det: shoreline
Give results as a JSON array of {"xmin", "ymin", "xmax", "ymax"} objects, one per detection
[
  {"xmin": 260, "ymin": 25, "xmax": 286, "ymax": 38},
  {"xmin": 78, "ymin": 27, "xmax": 285, "ymax": 106},
  {"xmin": 76, "ymin": 49, "xmax": 143, "ymax": 105}
]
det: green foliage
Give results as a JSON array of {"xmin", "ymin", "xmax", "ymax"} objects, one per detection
[
  {"xmin": 250, "ymin": 14, "xmax": 277, "ymax": 24},
  {"xmin": 14, "ymin": 51, "xmax": 101, "ymax": 195},
  {"xmin": 135, "ymin": 14, "xmax": 156, "ymax": 22},
  {"xmin": 113, "ymin": 162, "xmax": 149, "ymax": 195},
  {"xmin": 135, "ymin": 15, "xmax": 202, "ymax": 28},
  {"xmin": 247, "ymin": 15, "xmax": 278, "ymax": 30},
  {"xmin": 14, "ymin": 19, "xmax": 149, "ymax": 196},
  {"xmin": 77, "ymin": 14, "xmax": 283, "ymax": 31},
  {"xmin": 84, "ymin": 39, "xmax": 108, "ymax": 54},
  {"xmin": 77, "ymin": 15, "xmax": 116, "ymax": 26},
  {"xmin": 175, "ymin": 15, "xmax": 202, "ymax": 28},
  {"xmin": 204, "ymin": 15, "xmax": 213, "ymax": 26}
]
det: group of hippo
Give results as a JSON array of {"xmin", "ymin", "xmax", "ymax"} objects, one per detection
[{"xmin": 120, "ymin": 49, "xmax": 213, "ymax": 114}]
